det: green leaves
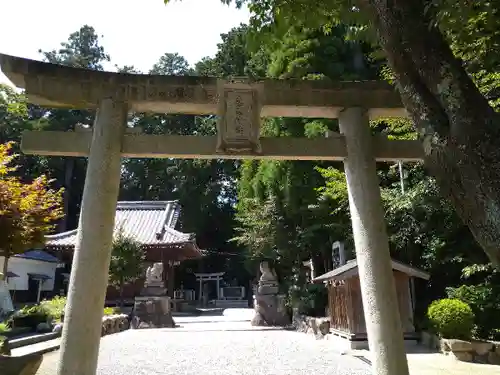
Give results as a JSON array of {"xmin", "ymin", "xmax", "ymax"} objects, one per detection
[
  {"xmin": 0, "ymin": 85, "xmax": 28, "ymax": 119},
  {"xmin": 232, "ymin": 196, "xmax": 282, "ymax": 260},
  {"xmin": 447, "ymin": 282, "xmax": 500, "ymax": 340},
  {"xmin": 461, "ymin": 264, "xmax": 496, "ymax": 279},
  {"xmin": 40, "ymin": 25, "xmax": 110, "ymax": 70},
  {"xmin": 149, "ymin": 53, "xmax": 190, "ymax": 75},
  {"xmin": 108, "ymin": 225, "xmax": 145, "ymax": 288},
  {"xmin": 0, "ymin": 142, "xmax": 64, "ymax": 278},
  {"xmin": 427, "ymin": 298, "xmax": 475, "ymax": 339}
]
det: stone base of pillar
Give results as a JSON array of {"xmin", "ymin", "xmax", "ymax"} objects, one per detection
[{"xmin": 131, "ymin": 296, "xmax": 175, "ymax": 329}]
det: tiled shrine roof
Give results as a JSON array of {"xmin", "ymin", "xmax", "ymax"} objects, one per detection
[{"xmin": 46, "ymin": 201, "xmax": 201, "ymax": 256}]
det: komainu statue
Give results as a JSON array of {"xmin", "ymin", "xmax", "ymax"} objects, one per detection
[
  {"xmin": 259, "ymin": 261, "xmax": 277, "ymax": 282},
  {"xmin": 145, "ymin": 263, "xmax": 163, "ymax": 286}
]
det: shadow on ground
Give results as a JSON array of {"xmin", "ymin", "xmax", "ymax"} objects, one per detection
[{"xmin": 163, "ymin": 327, "xmax": 287, "ymax": 332}]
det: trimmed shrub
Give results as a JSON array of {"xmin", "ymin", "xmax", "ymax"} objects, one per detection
[
  {"xmin": 427, "ymin": 298, "xmax": 475, "ymax": 339},
  {"xmin": 9, "ymin": 305, "xmax": 50, "ymax": 330},
  {"xmin": 35, "ymin": 296, "xmax": 118, "ymax": 320}
]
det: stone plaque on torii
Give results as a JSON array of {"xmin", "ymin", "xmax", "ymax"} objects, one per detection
[
  {"xmin": 0, "ymin": 53, "xmax": 422, "ymax": 375},
  {"xmin": 216, "ymin": 79, "xmax": 263, "ymax": 155}
]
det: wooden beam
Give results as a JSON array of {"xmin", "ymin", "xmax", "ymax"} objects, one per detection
[
  {"xmin": 21, "ymin": 131, "xmax": 424, "ymax": 162},
  {"xmin": 0, "ymin": 54, "xmax": 407, "ymax": 119}
]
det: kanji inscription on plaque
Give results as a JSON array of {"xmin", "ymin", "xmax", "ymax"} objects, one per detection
[{"xmin": 216, "ymin": 80, "xmax": 262, "ymax": 154}]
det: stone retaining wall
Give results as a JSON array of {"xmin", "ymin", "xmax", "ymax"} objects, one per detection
[
  {"xmin": 292, "ymin": 311, "xmax": 330, "ymax": 339},
  {"xmin": 101, "ymin": 314, "xmax": 130, "ymax": 336},
  {"xmin": 8, "ymin": 332, "xmax": 59, "ymax": 350},
  {"xmin": 421, "ymin": 332, "xmax": 500, "ymax": 365},
  {"xmin": 441, "ymin": 339, "xmax": 500, "ymax": 364}
]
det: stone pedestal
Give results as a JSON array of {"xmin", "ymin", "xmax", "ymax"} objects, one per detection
[
  {"xmin": 257, "ymin": 281, "xmax": 279, "ymax": 295},
  {"xmin": 251, "ymin": 261, "xmax": 290, "ymax": 327},
  {"xmin": 131, "ymin": 296, "xmax": 175, "ymax": 329},
  {"xmin": 252, "ymin": 292, "xmax": 289, "ymax": 327},
  {"xmin": 132, "ymin": 263, "xmax": 175, "ymax": 329},
  {"xmin": 141, "ymin": 286, "xmax": 167, "ymax": 296}
]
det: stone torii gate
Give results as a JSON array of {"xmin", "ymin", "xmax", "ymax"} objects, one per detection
[{"xmin": 0, "ymin": 54, "xmax": 424, "ymax": 375}]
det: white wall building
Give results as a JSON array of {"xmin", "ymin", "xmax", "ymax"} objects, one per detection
[{"xmin": 0, "ymin": 250, "xmax": 59, "ymax": 303}]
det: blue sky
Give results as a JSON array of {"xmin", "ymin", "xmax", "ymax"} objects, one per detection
[{"xmin": 0, "ymin": 0, "xmax": 250, "ymax": 86}]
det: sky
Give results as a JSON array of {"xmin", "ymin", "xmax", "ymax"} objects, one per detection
[{"xmin": 0, "ymin": 0, "xmax": 251, "ymax": 86}]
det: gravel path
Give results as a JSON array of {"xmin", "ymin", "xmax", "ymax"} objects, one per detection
[{"xmin": 36, "ymin": 309, "xmax": 370, "ymax": 375}]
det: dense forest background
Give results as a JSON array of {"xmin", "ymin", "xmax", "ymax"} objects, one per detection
[{"xmin": 1, "ymin": 21, "xmax": 498, "ymax": 338}]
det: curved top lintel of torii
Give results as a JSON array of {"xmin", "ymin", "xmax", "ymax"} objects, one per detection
[{"xmin": 0, "ymin": 53, "xmax": 407, "ymax": 120}]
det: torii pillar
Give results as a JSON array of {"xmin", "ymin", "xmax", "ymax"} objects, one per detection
[
  {"xmin": 339, "ymin": 108, "xmax": 409, "ymax": 375},
  {"xmin": 57, "ymin": 98, "xmax": 126, "ymax": 375}
]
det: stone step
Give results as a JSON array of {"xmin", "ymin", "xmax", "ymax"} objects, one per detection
[
  {"xmin": 214, "ymin": 300, "xmax": 249, "ymax": 308},
  {"xmin": 10, "ymin": 337, "xmax": 61, "ymax": 357},
  {"xmin": 9, "ymin": 332, "xmax": 60, "ymax": 349}
]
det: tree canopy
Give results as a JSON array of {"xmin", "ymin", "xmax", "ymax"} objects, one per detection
[
  {"xmin": 0, "ymin": 142, "xmax": 64, "ymax": 279},
  {"xmin": 108, "ymin": 226, "xmax": 146, "ymax": 305},
  {"xmin": 163, "ymin": 0, "xmax": 500, "ymax": 268}
]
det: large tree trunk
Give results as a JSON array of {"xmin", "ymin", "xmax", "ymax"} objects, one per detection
[
  {"xmin": 119, "ymin": 281, "xmax": 124, "ymax": 308},
  {"xmin": 60, "ymin": 158, "xmax": 75, "ymax": 232},
  {"xmin": 361, "ymin": 0, "xmax": 500, "ymax": 267}
]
